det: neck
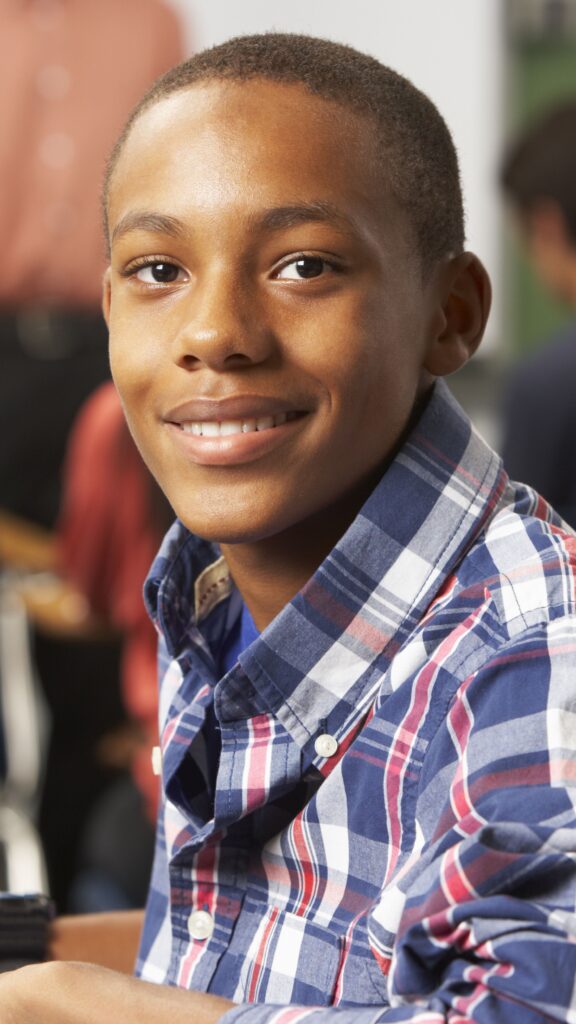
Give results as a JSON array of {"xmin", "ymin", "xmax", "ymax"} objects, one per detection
[
  {"xmin": 220, "ymin": 474, "xmax": 379, "ymax": 632},
  {"xmin": 221, "ymin": 538, "xmax": 312, "ymax": 633}
]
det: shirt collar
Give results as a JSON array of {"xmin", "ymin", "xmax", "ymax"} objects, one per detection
[{"xmin": 145, "ymin": 380, "xmax": 507, "ymax": 743}]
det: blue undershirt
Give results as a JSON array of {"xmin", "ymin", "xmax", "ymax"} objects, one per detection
[
  {"xmin": 219, "ymin": 602, "xmax": 260, "ymax": 675},
  {"xmin": 205, "ymin": 602, "xmax": 260, "ymax": 785}
]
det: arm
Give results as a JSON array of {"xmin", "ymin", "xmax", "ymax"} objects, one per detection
[
  {"xmin": 4, "ymin": 623, "xmax": 576, "ymax": 1022},
  {"xmin": 1, "ymin": 911, "xmax": 233, "ymax": 1022},
  {"xmin": 0, "ymin": 509, "xmax": 56, "ymax": 572},
  {"xmin": 0, "ymin": 962, "xmax": 234, "ymax": 1024},
  {"xmin": 220, "ymin": 616, "xmax": 576, "ymax": 1024},
  {"xmin": 49, "ymin": 911, "xmax": 145, "ymax": 974},
  {"xmin": 383, "ymin": 617, "xmax": 576, "ymax": 1021}
]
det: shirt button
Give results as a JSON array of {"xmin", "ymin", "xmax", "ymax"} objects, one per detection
[
  {"xmin": 189, "ymin": 910, "xmax": 214, "ymax": 941},
  {"xmin": 314, "ymin": 733, "xmax": 338, "ymax": 758},
  {"xmin": 151, "ymin": 746, "xmax": 162, "ymax": 776}
]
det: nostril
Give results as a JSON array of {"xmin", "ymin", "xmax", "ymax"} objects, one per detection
[
  {"xmin": 223, "ymin": 352, "xmax": 255, "ymax": 366},
  {"xmin": 179, "ymin": 353, "xmax": 202, "ymax": 370},
  {"xmin": 171, "ymin": 317, "xmax": 273, "ymax": 369}
]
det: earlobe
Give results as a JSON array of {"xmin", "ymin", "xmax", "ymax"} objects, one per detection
[
  {"xmin": 424, "ymin": 253, "xmax": 491, "ymax": 378},
  {"xmin": 102, "ymin": 267, "xmax": 112, "ymax": 327}
]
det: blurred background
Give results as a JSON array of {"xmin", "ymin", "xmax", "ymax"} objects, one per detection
[{"xmin": 1, "ymin": 0, "xmax": 576, "ymax": 916}]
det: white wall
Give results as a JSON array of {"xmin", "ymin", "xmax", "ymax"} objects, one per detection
[{"xmin": 168, "ymin": 0, "xmax": 505, "ymax": 349}]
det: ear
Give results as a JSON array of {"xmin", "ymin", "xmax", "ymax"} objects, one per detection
[
  {"xmin": 424, "ymin": 252, "xmax": 491, "ymax": 377},
  {"xmin": 102, "ymin": 267, "xmax": 112, "ymax": 327}
]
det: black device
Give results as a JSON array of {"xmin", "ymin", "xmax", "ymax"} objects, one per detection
[{"xmin": 0, "ymin": 893, "xmax": 55, "ymax": 972}]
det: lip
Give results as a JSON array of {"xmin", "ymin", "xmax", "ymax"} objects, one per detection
[
  {"xmin": 164, "ymin": 394, "xmax": 306, "ymax": 424},
  {"xmin": 163, "ymin": 393, "xmax": 311, "ymax": 467}
]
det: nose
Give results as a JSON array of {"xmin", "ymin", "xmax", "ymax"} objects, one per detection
[{"xmin": 171, "ymin": 268, "xmax": 273, "ymax": 372}]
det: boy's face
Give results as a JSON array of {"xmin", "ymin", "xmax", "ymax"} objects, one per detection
[{"xmin": 105, "ymin": 80, "xmax": 444, "ymax": 544}]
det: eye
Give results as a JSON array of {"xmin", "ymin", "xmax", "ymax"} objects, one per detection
[
  {"xmin": 276, "ymin": 256, "xmax": 334, "ymax": 281},
  {"xmin": 133, "ymin": 262, "xmax": 186, "ymax": 285}
]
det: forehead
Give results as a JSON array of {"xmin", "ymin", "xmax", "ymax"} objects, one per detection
[{"xmin": 108, "ymin": 80, "xmax": 406, "ymax": 244}]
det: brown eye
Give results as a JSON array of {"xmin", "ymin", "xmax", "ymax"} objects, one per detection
[
  {"xmin": 277, "ymin": 256, "xmax": 331, "ymax": 280},
  {"xmin": 134, "ymin": 262, "xmax": 184, "ymax": 284},
  {"xmin": 293, "ymin": 257, "xmax": 325, "ymax": 278}
]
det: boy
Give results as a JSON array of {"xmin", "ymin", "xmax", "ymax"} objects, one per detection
[{"xmin": 3, "ymin": 33, "xmax": 576, "ymax": 1023}]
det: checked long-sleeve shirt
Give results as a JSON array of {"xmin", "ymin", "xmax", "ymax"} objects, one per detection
[{"xmin": 137, "ymin": 379, "xmax": 576, "ymax": 1022}]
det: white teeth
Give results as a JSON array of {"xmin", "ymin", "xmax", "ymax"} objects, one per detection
[
  {"xmin": 220, "ymin": 420, "xmax": 243, "ymax": 436},
  {"xmin": 181, "ymin": 413, "xmax": 291, "ymax": 436}
]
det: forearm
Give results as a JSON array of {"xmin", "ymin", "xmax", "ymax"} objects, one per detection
[
  {"xmin": 48, "ymin": 911, "xmax": 145, "ymax": 973},
  {"xmin": 0, "ymin": 961, "xmax": 234, "ymax": 1024}
]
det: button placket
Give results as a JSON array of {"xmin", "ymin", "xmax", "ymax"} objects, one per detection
[{"xmin": 188, "ymin": 909, "xmax": 214, "ymax": 942}]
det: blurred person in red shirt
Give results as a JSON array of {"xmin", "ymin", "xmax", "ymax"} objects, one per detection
[
  {"xmin": 58, "ymin": 381, "xmax": 173, "ymax": 826},
  {"xmin": 56, "ymin": 381, "xmax": 174, "ymax": 910}
]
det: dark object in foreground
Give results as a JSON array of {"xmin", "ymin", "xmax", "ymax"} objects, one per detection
[{"xmin": 0, "ymin": 892, "xmax": 55, "ymax": 971}]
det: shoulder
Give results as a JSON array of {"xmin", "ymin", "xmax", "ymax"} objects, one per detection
[
  {"xmin": 75, "ymin": 380, "xmax": 123, "ymax": 427},
  {"xmin": 65, "ymin": 382, "xmax": 125, "ymax": 468},
  {"xmin": 458, "ymin": 482, "xmax": 576, "ymax": 638}
]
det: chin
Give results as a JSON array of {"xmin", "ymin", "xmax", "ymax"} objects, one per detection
[
  {"xmin": 170, "ymin": 480, "xmax": 301, "ymax": 546},
  {"xmin": 173, "ymin": 506, "xmax": 271, "ymax": 545},
  {"xmin": 176, "ymin": 498, "xmax": 308, "ymax": 547}
]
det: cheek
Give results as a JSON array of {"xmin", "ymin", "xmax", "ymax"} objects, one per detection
[
  {"xmin": 330, "ymin": 331, "xmax": 426, "ymax": 451},
  {"xmin": 109, "ymin": 326, "xmax": 155, "ymax": 404},
  {"xmin": 303, "ymin": 316, "xmax": 411, "ymax": 418},
  {"xmin": 283, "ymin": 294, "xmax": 379, "ymax": 383}
]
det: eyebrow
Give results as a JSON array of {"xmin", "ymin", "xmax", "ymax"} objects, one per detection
[
  {"xmin": 256, "ymin": 201, "xmax": 350, "ymax": 231},
  {"xmin": 111, "ymin": 211, "xmax": 186, "ymax": 244},
  {"xmin": 110, "ymin": 200, "xmax": 357, "ymax": 247}
]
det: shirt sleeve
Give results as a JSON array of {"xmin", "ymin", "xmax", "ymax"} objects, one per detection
[{"xmin": 220, "ymin": 614, "xmax": 576, "ymax": 1024}]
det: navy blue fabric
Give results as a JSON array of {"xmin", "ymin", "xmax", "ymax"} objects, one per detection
[{"xmin": 502, "ymin": 319, "xmax": 576, "ymax": 529}]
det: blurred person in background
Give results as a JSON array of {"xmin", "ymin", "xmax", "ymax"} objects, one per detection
[
  {"xmin": 0, "ymin": 0, "xmax": 183, "ymax": 530},
  {"xmin": 0, "ymin": 0, "xmax": 185, "ymax": 910},
  {"xmin": 56, "ymin": 381, "xmax": 174, "ymax": 911},
  {"xmin": 501, "ymin": 102, "xmax": 576, "ymax": 529}
]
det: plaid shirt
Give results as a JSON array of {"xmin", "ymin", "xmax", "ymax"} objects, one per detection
[{"xmin": 137, "ymin": 380, "xmax": 576, "ymax": 1022}]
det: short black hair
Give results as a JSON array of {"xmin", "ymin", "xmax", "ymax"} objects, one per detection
[
  {"xmin": 104, "ymin": 33, "xmax": 465, "ymax": 268},
  {"xmin": 501, "ymin": 102, "xmax": 576, "ymax": 243}
]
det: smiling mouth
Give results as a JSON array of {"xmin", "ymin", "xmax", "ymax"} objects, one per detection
[{"xmin": 178, "ymin": 411, "xmax": 302, "ymax": 437}]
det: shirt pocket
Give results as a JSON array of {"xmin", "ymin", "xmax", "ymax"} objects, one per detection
[
  {"xmin": 332, "ymin": 912, "xmax": 392, "ymax": 1008},
  {"xmin": 233, "ymin": 902, "xmax": 341, "ymax": 1006}
]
